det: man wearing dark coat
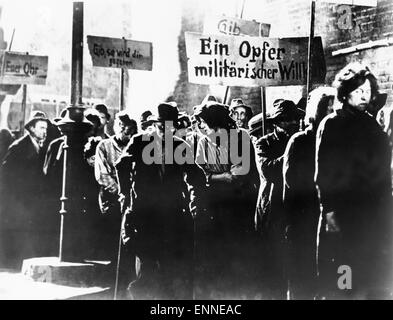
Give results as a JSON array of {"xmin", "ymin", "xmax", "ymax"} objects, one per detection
[
  {"xmin": 0, "ymin": 127, "xmax": 15, "ymax": 162},
  {"xmin": 283, "ymin": 87, "xmax": 335, "ymax": 299},
  {"xmin": 0, "ymin": 111, "xmax": 50, "ymax": 268},
  {"xmin": 315, "ymin": 63, "xmax": 393, "ymax": 299},
  {"xmin": 116, "ymin": 103, "xmax": 205, "ymax": 300},
  {"xmin": 253, "ymin": 100, "xmax": 304, "ymax": 299}
]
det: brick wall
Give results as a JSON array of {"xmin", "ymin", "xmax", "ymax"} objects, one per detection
[
  {"xmin": 316, "ymin": 0, "xmax": 393, "ymax": 107},
  {"xmin": 173, "ymin": 0, "xmax": 393, "ymax": 115}
]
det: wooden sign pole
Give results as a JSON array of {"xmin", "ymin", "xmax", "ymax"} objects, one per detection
[
  {"xmin": 306, "ymin": 0, "xmax": 316, "ymax": 96},
  {"xmin": 70, "ymin": 2, "xmax": 84, "ymax": 106},
  {"xmin": 120, "ymin": 37, "xmax": 126, "ymax": 111},
  {"xmin": 223, "ymin": 0, "xmax": 246, "ymax": 105},
  {"xmin": 20, "ymin": 52, "xmax": 29, "ymax": 134}
]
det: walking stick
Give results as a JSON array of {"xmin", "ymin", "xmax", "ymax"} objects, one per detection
[{"xmin": 113, "ymin": 213, "xmax": 123, "ymax": 300}]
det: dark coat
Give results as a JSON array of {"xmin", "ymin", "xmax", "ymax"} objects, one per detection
[
  {"xmin": 315, "ymin": 106, "xmax": 392, "ymax": 294},
  {"xmin": 115, "ymin": 131, "xmax": 205, "ymax": 299},
  {"xmin": 0, "ymin": 134, "xmax": 49, "ymax": 266},
  {"xmin": 253, "ymin": 129, "xmax": 292, "ymax": 298},
  {"xmin": 0, "ymin": 128, "xmax": 15, "ymax": 162},
  {"xmin": 283, "ymin": 128, "xmax": 320, "ymax": 233},
  {"xmin": 194, "ymin": 129, "xmax": 259, "ymax": 298},
  {"xmin": 0, "ymin": 134, "xmax": 47, "ymax": 229},
  {"xmin": 117, "ymin": 131, "xmax": 205, "ymax": 248},
  {"xmin": 254, "ymin": 129, "xmax": 290, "ymax": 236},
  {"xmin": 283, "ymin": 128, "xmax": 320, "ymax": 298}
]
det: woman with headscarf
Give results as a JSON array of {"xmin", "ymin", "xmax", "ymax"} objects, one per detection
[
  {"xmin": 283, "ymin": 86, "xmax": 336, "ymax": 299},
  {"xmin": 195, "ymin": 101, "xmax": 259, "ymax": 299},
  {"xmin": 315, "ymin": 62, "xmax": 392, "ymax": 299}
]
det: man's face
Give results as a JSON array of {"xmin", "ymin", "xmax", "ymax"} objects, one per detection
[
  {"xmin": 233, "ymin": 107, "xmax": 249, "ymax": 129},
  {"xmin": 347, "ymin": 79, "xmax": 372, "ymax": 112},
  {"xmin": 198, "ymin": 118, "xmax": 213, "ymax": 135},
  {"xmin": 30, "ymin": 120, "xmax": 48, "ymax": 141},
  {"xmin": 98, "ymin": 112, "xmax": 108, "ymax": 128},
  {"xmin": 115, "ymin": 119, "xmax": 137, "ymax": 140}
]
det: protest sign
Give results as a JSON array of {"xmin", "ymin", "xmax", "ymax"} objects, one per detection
[
  {"xmin": 87, "ymin": 35, "xmax": 153, "ymax": 71},
  {"xmin": 185, "ymin": 32, "xmax": 326, "ymax": 87},
  {"xmin": 0, "ymin": 51, "xmax": 48, "ymax": 85},
  {"xmin": 204, "ymin": 15, "xmax": 270, "ymax": 37},
  {"xmin": 318, "ymin": 0, "xmax": 377, "ymax": 6}
]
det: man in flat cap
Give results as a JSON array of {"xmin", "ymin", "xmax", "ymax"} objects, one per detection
[
  {"xmin": 116, "ymin": 102, "xmax": 205, "ymax": 299},
  {"xmin": 253, "ymin": 99, "xmax": 304, "ymax": 299},
  {"xmin": 0, "ymin": 111, "xmax": 50, "ymax": 267},
  {"xmin": 230, "ymin": 98, "xmax": 254, "ymax": 130}
]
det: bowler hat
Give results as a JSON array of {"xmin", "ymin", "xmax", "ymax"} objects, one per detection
[
  {"xmin": 156, "ymin": 102, "xmax": 179, "ymax": 122},
  {"xmin": 24, "ymin": 110, "xmax": 50, "ymax": 129},
  {"xmin": 197, "ymin": 101, "xmax": 235, "ymax": 129}
]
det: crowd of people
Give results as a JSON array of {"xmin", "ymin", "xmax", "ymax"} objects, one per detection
[{"xmin": 0, "ymin": 61, "xmax": 393, "ymax": 300}]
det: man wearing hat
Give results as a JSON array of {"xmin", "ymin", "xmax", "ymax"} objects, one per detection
[
  {"xmin": 94, "ymin": 103, "xmax": 111, "ymax": 138},
  {"xmin": 140, "ymin": 110, "xmax": 153, "ymax": 131},
  {"xmin": 253, "ymin": 99, "xmax": 304, "ymax": 299},
  {"xmin": 230, "ymin": 98, "xmax": 254, "ymax": 130},
  {"xmin": 0, "ymin": 111, "xmax": 50, "ymax": 267},
  {"xmin": 115, "ymin": 102, "xmax": 205, "ymax": 299},
  {"xmin": 95, "ymin": 111, "xmax": 137, "ymax": 214}
]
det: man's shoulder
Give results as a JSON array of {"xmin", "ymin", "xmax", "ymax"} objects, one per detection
[
  {"xmin": 8, "ymin": 135, "xmax": 31, "ymax": 150},
  {"xmin": 97, "ymin": 136, "xmax": 113, "ymax": 148},
  {"xmin": 318, "ymin": 110, "xmax": 344, "ymax": 133},
  {"xmin": 288, "ymin": 130, "xmax": 308, "ymax": 145}
]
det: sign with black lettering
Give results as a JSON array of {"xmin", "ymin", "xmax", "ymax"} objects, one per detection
[
  {"xmin": 318, "ymin": 0, "xmax": 377, "ymax": 6},
  {"xmin": 0, "ymin": 52, "xmax": 48, "ymax": 85},
  {"xmin": 185, "ymin": 32, "xmax": 326, "ymax": 87},
  {"xmin": 87, "ymin": 35, "xmax": 153, "ymax": 71},
  {"xmin": 204, "ymin": 15, "xmax": 270, "ymax": 37}
]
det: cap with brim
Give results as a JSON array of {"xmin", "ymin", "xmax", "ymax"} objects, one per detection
[
  {"xmin": 248, "ymin": 113, "xmax": 274, "ymax": 135},
  {"xmin": 156, "ymin": 103, "xmax": 179, "ymax": 123},
  {"xmin": 248, "ymin": 113, "xmax": 263, "ymax": 135},
  {"xmin": 230, "ymin": 98, "xmax": 253, "ymax": 118},
  {"xmin": 197, "ymin": 101, "xmax": 235, "ymax": 129},
  {"xmin": 269, "ymin": 100, "xmax": 304, "ymax": 122},
  {"xmin": 116, "ymin": 111, "xmax": 135, "ymax": 126},
  {"xmin": 24, "ymin": 111, "xmax": 50, "ymax": 129}
]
